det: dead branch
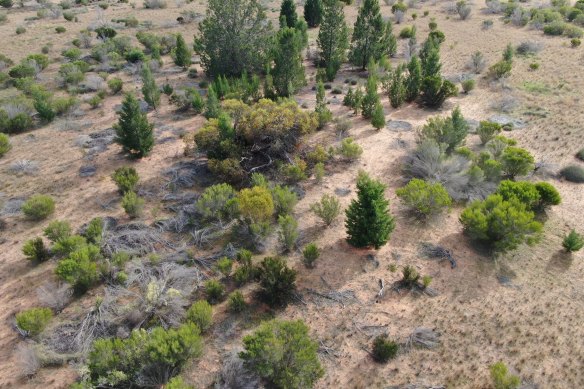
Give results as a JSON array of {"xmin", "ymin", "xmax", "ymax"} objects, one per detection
[
  {"xmin": 376, "ymin": 279, "xmax": 386, "ymax": 303},
  {"xmin": 406, "ymin": 327, "xmax": 441, "ymax": 349},
  {"xmin": 419, "ymin": 242, "xmax": 457, "ymax": 269}
]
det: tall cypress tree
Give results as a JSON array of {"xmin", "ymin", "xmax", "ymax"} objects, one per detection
[
  {"xmin": 141, "ymin": 65, "xmax": 160, "ymax": 109},
  {"xmin": 389, "ymin": 65, "xmax": 406, "ymax": 108},
  {"xmin": 315, "ymin": 80, "xmax": 332, "ymax": 128},
  {"xmin": 173, "ymin": 33, "xmax": 191, "ymax": 69},
  {"xmin": 205, "ymin": 85, "xmax": 221, "ymax": 119},
  {"xmin": 405, "ymin": 55, "xmax": 422, "ymax": 102},
  {"xmin": 317, "ymin": 0, "xmax": 349, "ymax": 81},
  {"xmin": 345, "ymin": 171, "xmax": 395, "ymax": 249},
  {"xmin": 304, "ymin": 0, "xmax": 323, "ymax": 27},
  {"xmin": 280, "ymin": 0, "xmax": 298, "ymax": 28},
  {"xmin": 361, "ymin": 74, "xmax": 379, "ymax": 119},
  {"xmin": 272, "ymin": 27, "xmax": 306, "ymax": 97},
  {"xmin": 419, "ymin": 36, "xmax": 456, "ymax": 108},
  {"xmin": 349, "ymin": 0, "xmax": 394, "ymax": 70},
  {"xmin": 371, "ymin": 101, "xmax": 385, "ymax": 130},
  {"xmin": 114, "ymin": 93, "xmax": 154, "ymax": 159}
]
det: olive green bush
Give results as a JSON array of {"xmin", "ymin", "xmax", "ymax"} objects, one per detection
[
  {"xmin": 22, "ymin": 195, "xmax": 55, "ymax": 221},
  {"xmin": 16, "ymin": 307, "xmax": 53, "ymax": 337}
]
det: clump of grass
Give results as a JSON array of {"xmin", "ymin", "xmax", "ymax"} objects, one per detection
[{"xmin": 559, "ymin": 165, "xmax": 584, "ymax": 183}]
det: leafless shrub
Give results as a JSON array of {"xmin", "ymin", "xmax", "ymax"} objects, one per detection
[
  {"xmin": 510, "ymin": 8, "xmax": 529, "ymax": 26},
  {"xmin": 384, "ymin": 0, "xmax": 396, "ymax": 5},
  {"xmin": 144, "ymin": 0, "xmax": 167, "ymax": 9},
  {"xmin": 516, "ymin": 41, "xmax": 543, "ymax": 56},
  {"xmin": 15, "ymin": 343, "xmax": 40, "ymax": 378},
  {"xmin": 466, "ymin": 51, "xmax": 486, "ymax": 74},
  {"xmin": 405, "ymin": 328, "xmax": 441, "ymax": 349},
  {"xmin": 407, "ymin": 0, "xmax": 418, "ymax": 8},
  {"xmin": 2, "ymin": 102, "xmax": 32, "ymax": 118},
  {"xmin": 403, "ymin": 39, "xmax": 418, "ymax": 59},
  {"xmin": 89, "ymin": 8, "xmax": 109, "ymax": 31},
  {"xmin": 1, "ymin": 198, "xmax": 25, "ymax": 216},
  {"xmin": 101, "ymin": 223, "xmax": 172, "ymax": 257},
  {"xmin": 457, "ymin": 1, "xmax": 471, "ymax": 20},
  {"xmin": 41, "ymin": 322, "xmax": 82, "ymax": 355},
  {"xmin": 214, "ymin": 350, "xmax": 262, "ymax": 389},
  {"xmin": 490, "ymin": 95, "xmax": 519, "ymax": 113},
  {"xmin": 335, "ymin": 118, "xmax": 351, "ymax": 139},
  {"xmin": 443, "ymin": 1, "xmax": 458, "ymax": 14},
  {"xmin": 9, "ymin": 160, "xmax": 39, "ymax": 175},
  {"xmin": 485, "ymin": 0, "xmax": 502, "ymax": 14},
  {"xmin": 179, "ymin": 10, "xmax": 203, "ymax": 24},
  {"xmin": 36, "ymin": 282, "xmax": 72, "ymax": 312},
  {"xmin": 78, "ymin": 31, "xmax": 92, "ymax": 48},
  {"xmin": 394, "ymin": 10, "xmax": 405, "ymax": 23},
  {"xmin": 80, "ymin": 74, "xmax": 106, "ymax": 92}
]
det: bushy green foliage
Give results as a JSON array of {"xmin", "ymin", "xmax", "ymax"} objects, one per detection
[
  {"xmin": 186, "ymin": 300, "xmax": 213, "ymax": 332},
  {"xmin": 44, "ymin": 220, "xmax": 72, "ymax": 242},
  {"xmin": 490, "ymin": 361, "xmax": 520, "ymax": 389},
  {"xmin": 338, "ymin": 137, "xmax": 363, "ymax": 160},
  {"xmin": 257, "ymin": 257, "xmax": 297, "ymax": 307},
  {"xmin": 420, "ymin": 75, "xmax": 457, "ymax": 108},
  {"xmin": 396, "ymin": 178, "xmax": 451, "ymax": 217},
  {"xmin": 563, "ymin": 229, "xmax": 584, "ymax": 252},
  {"xmin": 460, "ymin": 194, "xmax": 542, "ymax": 252},
  {"xmin": 304, "ymin": 0, "xmax": 323, "ymax": 27},
  {"xmin": 141, "ymin": 65, "xmax": 160, "ymax": 109},
  {"xmin": 496, "ymin": 180, "xmax": 541, "ymax": 209},
  {"xmin": 107, "ymin": 77, "xmax": 123, "ymax": 94},
  {"xmin": 280, "ymin": 157, "xmax": 308, "ymax": 183},
  {"xmin": 372, "ymin": 334, "xmax": 399, "ymax": 363},
  {"xmin": 500, "ymin": 147, "xmax": 535, "ymax": 179},
  {"xmin": 9, "ymin": 63, "xmax": 36, "ymax": 79},
  {"xmin": 477, "ymin": 121, "xmax": 502, "ymax": 145},
  {"xmin": 194, "ymin": 0, "xmax": 273, "ymax": 77},
  {"xmin": 346, "ymin": 172, "xmax": 395, "ymax": 249},
  {"xmin": 271, "ymin": 185, "xmax": 298, "ymax": 216},
  {"xmin": 401, "ymin": 264, "xmax": 420, "ymax": 286},
  {"xmin": 489, "ymin": 61, "xmax": 512, "ymax": 79},
  {"xmin": 0, "ymin": 133, "xmax": 11, "ymax": 157},
  {"xmin": 122, "ymin": 191, "xmax": 144, "ymax": 218},
  {"xmin": 205, "ymin": 279, "xmax": 225, "ymax": 304},
  {"xmin": 302, "ymin": 243, "xmax": 320, "ymax": 268},
  {"xmin": 361, "ymin": 75, "xmax": 379, "ymax": 119},
  {"xmin": 114, "ymin": 93, "xmax": 154, "ymax": 158},
  {"xmin": 112, "ymin": 166, "xmax": 139, "ymax": 194},
  {"xmin": 418, "ymin": 106, "xmax": 468, "ymax": 154},
  {"xmin": 88, "ymin": 323, "xmax": 202, "ymax": 387},
  {"xmin": 310, "ymin": 193, "xmax": 341, "ymax": 226},
  {"xmin": 166, "ymin": 377, "xmax": 194, "ymax": 389},
  {"xmin": 216, "ymin": 257, "xmax": 233, "ymax": 277},
  {"xmin": 280, "ymin": 0, "xmax": 298, "ymax": 28},
  {"xmin": 461, "ymin": 78, "xmax": 475, "ymax": 93},
  {"xmin": 371, "ymin": 102, "xmax": 385, "ymax": 130},
  {"xmin": 237, "ymin": 186, "xmax": 274, "ymax": 224},
  {"xmin": 315, "ymin": 81, "xmax": 332, "ymax": 127},
  {"xmin": 278, "ymin": 214, "xmax": 299, "ymax": 252},
  {"xmin": 272, "ymin": 27, "xmax": 306, "ymax": 97},
  {"xmin": 350, "ymin": 0, "xmax": 395, "ymax": 69},
  {"xmin": 317, "ymin": 0, "xmax": 347, "ymax": 80},
  {"xmin": 23, "ymin": 237, "xmax": 50, "ymax": 262},
  {"xmin": 55, "ymin": 244, "xmax": 101, "ymax": 294},
  {"xmin": 16, "ymin": 308, "xmax": 52, "ymax": 336},
  {"xmin": 405, "ymin": 56, "xmax": 422, "ymax": 102},
  {"xmin": 534, "ymin": 182, "xmax": 561, "ymax": 209},
  {"xmin": 84, "ymin": 217, "xmax": 104, "ymax": 244},
  {"xmin": 228, "ymin": 290, "xmax": 246, "ymax": 313},
  {"xmin": 240, "ymin": 320, "xmax": 324, "ymax": 389},
  {"xmin": 52, "ymin": 235, "xmax": 87, "ymax": 257},
  {"xmin": 22, "ymin": 194, "xmax": 55, "ymax": 221},
  {"xmin": 172, "ymin": 33, "xmax": 191, "ymax": 68},
  {"xmin": 196, "ymin": 183, "xmax": 238, "ymax": 223},
  {"xmin": 559, "ymin": 165, "xmax": 584, "ymax": 183}
]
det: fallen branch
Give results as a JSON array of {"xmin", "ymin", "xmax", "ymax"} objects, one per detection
[
  {"xmin": 376, "ymin": 279, "xmax": 386, "ymax": 302},
  {"xmin": 419, "ymin": 242, "xmax": 457, "ymax": 269}
]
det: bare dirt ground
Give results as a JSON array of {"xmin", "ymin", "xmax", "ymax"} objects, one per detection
[{"xmin": 0, "ymin": 0, "xmax": 583, "ymax": 388}]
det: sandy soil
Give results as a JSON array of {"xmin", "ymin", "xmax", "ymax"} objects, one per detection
[{"xmin": 0, "ymin": 0, "xmax": 583, "ymax": 388}]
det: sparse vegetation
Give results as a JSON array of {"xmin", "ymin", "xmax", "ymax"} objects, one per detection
[{"xmin": 372, "ymin": 334, "xmax": 399, "ymax": 363}]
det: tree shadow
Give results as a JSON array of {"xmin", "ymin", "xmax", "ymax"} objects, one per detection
[{"xmin": 546, "ymin": 250, "xmax": 573, "ymax": 273}]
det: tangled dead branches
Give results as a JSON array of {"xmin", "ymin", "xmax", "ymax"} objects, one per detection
[
  {"xmin": 419, "ymin": 242, "xmax": 457, "ymax": 269},
  {"xmin": 405, "ymin": 327, "xmax": 442, "ymax": 349},
  {"xmin": 101, "ymin": 222, "xmax": 173, "ymax": 256}
]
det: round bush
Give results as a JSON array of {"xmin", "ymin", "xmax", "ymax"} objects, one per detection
[
  {"xmin": 372, "ymin": 334, "xmax": 399, "ymax": 363},
  {"xmin": 22, "ymin": 194, "xmax": 55, "ymax": 220},
  {"xmin": 186, "ymin": 300, "xmax": 213, "ymax": 332},
  {"xmin": 576, "ymin": 148, "xmax": 584, "ymax": 161},
  {"xmin": 0, "ymin": 133, "xmax": 11, "ymax": 157},
  {"xmin": 204, "ymin": 279, "xmax": 224, "ymax": 304},
  {"xmin": 560, "ymin": 165, "xmax": 584, "ymax": 183},
  {"xmin": 16, "ymin": 307, "xmax": 52, "ymax": 336}
]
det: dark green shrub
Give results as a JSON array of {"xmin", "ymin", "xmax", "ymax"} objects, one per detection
[
  {"xmin": 563, "ymin": 229, "xmax": 584, "ymax": 252},
  {"xmin": 559, "ymin": 165, "xmax": 584, "ymax": 183},
  {"xmin": 501, "ymin": 147, "xmax": 535, "ymax": 179},
  {"xmin": 576, "ymin": 148, "xmax": 584, "ymax": 161},
  {"xmin": 44, "ymin": 220, "xmax": 72, "ymax": 242},
  {"xmin": 22, "ymin": 237, "xmax": 50, "ymax": 262},
  {"xmin": 52, "ymin": 235, "xmax": 87, "ymax": 257},
  {"xmin": 205, "ymin": 279, "xmax": 224, "ymax": 304},
  {"xmin": 84, "ymin": 217, "xmax": 103, "ymax": 244},
  {"xmin": 572, "ymin": 38, "xmax": 582, "ymax": 48},
  {"xmin": 302, "ymin": 243, "xmax": 320, "ymax": 268},
  {"xmin": 461, "ymin": 78, "xmax": 475, "ymax": 93},
  {"xmin": 95, "ymin": 26, "xmax": 117, "ymax": 40},
  {"xmin": 186, "ymin": 300, "xmax": 213, "ymax": 332},
  {"xmin": 0, "ymin": 0, "xmax": 13, "ymax": 8},
  {"xmin": 477, "ymin": 121, "xmax": 502, "ymax": 144},
  {"xmin": 460, "ymin": 194, "xmax": 542, "ymax": 252},
  {"xmin": 114, "ymin": 93, "xmax": 154, "ymax": 158},
  {"xmin": 228, "ymin": 290, "xmax": 246, "ymax": 312},
  {"xmin": 112, "ymin": 166, "xmax": 139, "ymax": 194},
  {"xmin": 16, "ymin": 308, "xmax": 52, "ymax": 336},
  {"xmin": 534, "ymin": 182, "xmax": 561, "ymax": 208},
  {"xmin": 216, "ymin": 257, "xmax": 233, "ymax": 277},
  {"xmin": 15, "ymin": 26, "xmax": 26, "ymax": 35},
  {"xmin": 62, "ymin": 47, "xmax": 82, "ymax": 61},
  {"xmin": 496, "ymin": 180, "xmax": 541, "ymax": 209},
  {"xmin": 399, "ymin": 26, "xmax": 416, "ymax": 39},
  {"xmin": 9, "ymin": 63, "xmax": 36, "ymax": 78},
  {"xmin": 26, "ymin": 54, "xmax": 49, "ymax": 70},
  {"xmin": 257, "ymin": 257, "xmax": 297, "ymax": 307},
  {"xmin": 22, "ymin": 195, "xmax": 55, "ymax": 220},
  {"xmin": 240, "ymin": 320, "xmax": 324, "ymax": 389},
  {"xmin": 121, "ymin": 191, "xmax": 144, "ymax": 218},
  {"xmin": 125, "ymin": 48, "xmax": 145, "ymax": 63},
  {"xmin": 396, "ymin": 178, "xmax": 451, "ymax": 218},
  {"xmin": 278, "ymin": 214, "xmax": 299, "ymax": 252},
  {"xmin": 55, "ymin": 26, "xmax": 66, "ymax": 34},
  {"xmin": 372, "ymin": 334, "xmax": 399, "ymax": 363},
  {"xmin": 489, "ymin": 61, "xmax": 512, "ymax": 79}
]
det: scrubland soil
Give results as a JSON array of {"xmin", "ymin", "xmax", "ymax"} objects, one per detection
[{"xmin": 0, "ymin": 0, "xmax": 583, "ymax": 388}]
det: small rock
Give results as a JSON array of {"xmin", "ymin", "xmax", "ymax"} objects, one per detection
[
  {"xmin": 387, "ymin": 120, "xmax": 413, "ymax": 132},
  {"xmin": 79, "ymin": 165, "xmax": 97, "ymax": 177}
]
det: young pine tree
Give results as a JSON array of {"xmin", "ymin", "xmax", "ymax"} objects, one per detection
[
  {"xmin": 141, "ymin": 65, "xmax": 160, "ymax": 109},
  {"xmin": 173, "ymin": 33, "xmax": 192, "ymax": 69},
  {"xmin": 280, "ymin": 0, "xmax": 298, "ymax": 28},
  {"xmin": 272, "ymin": 27, "xmax": 306, "ymax": 97},
  {"xmin": 350, "ymin": 0, "xmax": 392, "ymax": 69},
  {"xmin": 315, "ymin": 80, "xmax": 332, "ymax": 128},
  {"xmin": 361, "ymin": 75, "xmax": 380, "ymax": 119},
  {"xmin": 389, "ymin": 65, "xmax": 406, "ymax": 108},
  {"xmin": 371, "ymin": 102, "xmax": 385, "ymax": 130},
  {"xmin": 205, "ymin": 85, "xmax": 221, "ymax": 119},
  {"xmin": 304, "ymin": 0, "xmax": 323, "ymax": 28},
  {"xmin": 317, "ymin": 0, "xmax": 349, "ymax": 81},
  {"xmin": 405, "ymin": 55, "xmax": 422, "ymax": 102},
  {"xmin": 345, "ymin": 171, "xmax": 395, "ymax": 249},
  {"xmin": 114, "ymin": 93, "xmax": 154, "ymax": 158}
]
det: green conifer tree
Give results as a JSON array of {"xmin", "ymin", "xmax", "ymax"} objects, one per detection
[
  {"xmin": 304, "ymin": 0, "xmax": 323, "ymax": 27},
  {"xmin": 280, "ymin": 0, "xmax": 298, "ymax": 28},
  {"xmin": 371, "ymin": 101, "xmax": 385, "ymax": 130},
  {"xmin": 405, "ymin": 55, "xmax": 422, "ymax": 102},
  {"xmin": 141, "ymin": 65, "xmax": 160, "ymax": 109},
  {"xmin": 361, "ymin": 75, "xmax": 379, "ymax": 119},
  {"xmin": 114, "ymin": 93, "xmax": 154, "ymax": 159},
  {"xmin": 272, "ymin": 27, "xmax": 306, "ymax": 97},
  {"xmin": 345, "ymin": 171, "xmax": 395, "ymax": 249},
  {"xmin": 173, "ymin": 33, "xmax": 192, "ymax": 68},
  {"xmin": 317, "ymin": 0, "xmax": 349, "ymax": 81}
]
